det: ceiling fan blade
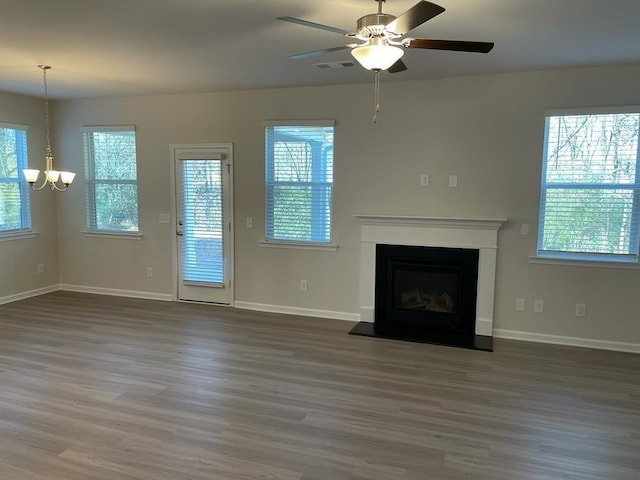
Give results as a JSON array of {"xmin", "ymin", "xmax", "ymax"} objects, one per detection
[
  {"xmin": 386, "ymin": 1, "xmax": 446, "ymax": 35},
  {"xmin": 289, "ymin": 45, "xmax": 355, "ymax": 60},
  {"xmin": 277, "ymin": 16, "xmax": 350, "ymax": 36},
  {"xmin": 407, "ymin": 38, "xmax": 495, "ymax": 53},
  {"xmin": 388, "ymin": 59, "xmax": 408, "ymax": 73}
]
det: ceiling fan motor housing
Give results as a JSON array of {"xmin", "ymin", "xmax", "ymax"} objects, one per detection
[{"xmin": 356, "ymin": 13, "xmax": 397, "ymax": 38}]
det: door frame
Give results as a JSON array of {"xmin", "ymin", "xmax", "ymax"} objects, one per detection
[{"xmin": 169, "ymin": 143, "xmax": 234, "ymax": 305}]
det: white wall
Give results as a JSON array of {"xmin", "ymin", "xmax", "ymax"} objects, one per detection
[
  {"xmin": 0, "ymin": 91, "xmax": 60, "ymax": 301},
  {"xmin": 7, "ymin": 63, "xmax": 640, "ymax": 347}
]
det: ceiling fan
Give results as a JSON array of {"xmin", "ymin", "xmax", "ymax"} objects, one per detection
[{"xmin": 277, "ymin": 0, "xmax": 495, "ymax": 74}]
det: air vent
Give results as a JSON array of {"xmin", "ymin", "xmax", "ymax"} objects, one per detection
[{"xmin": 313, "ymin": 61, "xmax": 356, "ymax": 69}]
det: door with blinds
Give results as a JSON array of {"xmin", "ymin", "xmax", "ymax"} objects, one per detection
[{"xmin": 173, "ymin": 144, "xmax": 233, "ymax": 305}]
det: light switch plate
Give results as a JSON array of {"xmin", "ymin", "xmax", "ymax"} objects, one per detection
[
  {"xmin": 159, "ymin": 213, "xmax": 171, "ymax": 224},
  {"xmin": 448, "ymin": 175, "xmax": 458, "ymax": 187}
]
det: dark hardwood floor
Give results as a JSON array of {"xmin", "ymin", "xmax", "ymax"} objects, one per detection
[{"xmin": 0, "ymin": 291, "xmax": 638, "ymax": 479}]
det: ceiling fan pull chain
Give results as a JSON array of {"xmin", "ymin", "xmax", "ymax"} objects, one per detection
[{"xmin": 373, "ymin": 70, "xmax": 381, "ymax": 124}]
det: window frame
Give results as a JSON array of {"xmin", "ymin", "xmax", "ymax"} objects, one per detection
[
  {"xmin": 263, "ymin": 120, "xmax": 336, "ymax": 249},
  {"xmin": 535, "ymin": 106, "xmax": 640, "ymax": 265},
  {"xmin": 0, "ymin": 122, "xmax": 31, "ymax": 237},
  {"xmin": 82, "ymin": 125, "xmax": 140, "ymax": 235}
]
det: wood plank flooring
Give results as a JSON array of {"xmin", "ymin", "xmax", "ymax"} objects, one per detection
[{"xmin": 0, "ymin": 291, "xmax": 639, "ymax": 479}]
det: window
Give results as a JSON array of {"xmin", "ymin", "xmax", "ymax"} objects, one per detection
[
  {"xmin": 537, "ymin": 108, "xmax": 640, "ymax": 263},
  {"xmin": 0, "ymin": 123, "xmax": 31, "ymax": 234},
  {"xmin": 83, "ymin": 126, "xmax": 139, "ymax": 233},
  {"xmin": 265, "ymin": 121, "xmax": 334, "ymax": 244}
]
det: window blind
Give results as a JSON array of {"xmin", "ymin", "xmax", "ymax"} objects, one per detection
[
  {"xmin": 180, "ymin": 158, "xmax": 224, "ymax": 285},
  {"xmin": 264, "ymin": 122, "xmax": 334, "ymax": 243},
  {"xmin": 537, "ymin": 111, "xmax": 640, "ymax": 261}
]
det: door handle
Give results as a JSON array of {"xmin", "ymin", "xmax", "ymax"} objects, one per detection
[{"xmin": 176, "ymin": 230, "xmax": 184, "ymax": 236}]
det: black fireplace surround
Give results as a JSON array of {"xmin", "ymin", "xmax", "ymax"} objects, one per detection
[{"xmin": 349, "ymin": 244, "xmax": 493, "ymax": 351}]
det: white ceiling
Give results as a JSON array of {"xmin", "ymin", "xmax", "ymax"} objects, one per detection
[{"xmin": 1, "ymin": 0, "xmax": 640, "ymax": 100}]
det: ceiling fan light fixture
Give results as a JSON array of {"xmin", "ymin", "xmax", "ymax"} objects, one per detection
[{"xmin": 351, "ymin": 41, "xmax": 404, "ymax": 71}]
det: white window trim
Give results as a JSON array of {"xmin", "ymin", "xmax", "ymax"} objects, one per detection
[
  {"xmin": 82, "ymin": 230, "xmax": 143, "ymax": 240},
  {"xmin": 529, "ymin": 255, "xmax": 640, "ymax": 269},
  {"xmin": 0, "ymin": 230, "xmax": 38, "ymax": 242},
  {"xmin": 80, "ymin": 125, "xmax": 136, "ymax": 133},
  {"xmin": 259, "ymin": 239, "xmax": 338, "ymax": 251}
]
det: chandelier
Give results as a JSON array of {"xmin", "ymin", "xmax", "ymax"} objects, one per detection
[{"xmin": 23, "ymin": 65, "xmax": 76, "ymax": 191}]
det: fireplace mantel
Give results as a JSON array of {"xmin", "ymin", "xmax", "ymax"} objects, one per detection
[
  {"xmin": 353, "ymin": 215, "xmax": 507, "ymax": 231},
  {"xmin": 354, "ymin": 215, "xmax": 507, "ymax": 337}
]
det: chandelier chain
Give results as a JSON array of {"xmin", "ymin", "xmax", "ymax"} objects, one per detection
[{"xmin": 42, "ymin": 66, "xmax": 52, "ymax": 157}]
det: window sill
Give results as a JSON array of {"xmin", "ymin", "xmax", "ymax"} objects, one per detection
[
  {"xmin": 529, "ymin": 255, "xmax": 640, "ymax": 269},
  {"xmin": 82, "ymin": 230, "xmax": 143, "ymax": 240},
  {"xmin": 260, "ymin": 240, "xmax": 338, "ymax": 251},
  {"xmin": 0, "ymin": 230, "xmax": 38, "ymax": 242}
]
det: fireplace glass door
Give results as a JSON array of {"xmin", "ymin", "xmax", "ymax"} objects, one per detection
[{"xmin": 375, "ymin": 244, "xmax": 479, "ymax": 336}]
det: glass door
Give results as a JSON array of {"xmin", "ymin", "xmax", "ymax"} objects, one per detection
[{"xmin": 173, "ymin": 145, "xmax": 233, "ymax": 304}]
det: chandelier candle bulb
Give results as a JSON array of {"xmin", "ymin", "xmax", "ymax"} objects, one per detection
[
  {"xmin": 60, "ymin": 171, "xmax": 76, "ymax": 185},
  {"xmin": 23, "ymin": 169, "xmax": 40, "ymax": 183},
  {"xmin": 46, "ymin": 170, "xmax": 60, "ymax": 183}
]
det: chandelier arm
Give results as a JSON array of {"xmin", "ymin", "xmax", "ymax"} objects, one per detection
[
  {"xmin": 50, "ymin": 181, "xmax": 69, "ymax": 192},
  {"xmin": 29, "ymin": 177, "xmax": 50, "ymax": 191}
]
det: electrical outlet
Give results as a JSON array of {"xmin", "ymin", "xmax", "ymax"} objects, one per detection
[
  {"xmin": 575, "ymin": 303, "xmax": 586, "ymax": 317},
  {"xmin": 37, "ymin": 263, "xmax": 44, "ymax": 274},
  {"xmin": 515, "ymin": 298, "xmax": 525, "ymax": 312},
  {"xmin": 534, "ymin": 300, "xmax": 544, "ymax": 313},
  {"xmin": 520, "ymin": 223, "xmax": 530, "ymax": 235},
  {"xmin": 246, "ymin": 217, "xmax": 253, "ymax": 229},
  {"xmin": 448, "ymin": 174, "xmax": 458, "ymax": 187},
  {"xmin": 420, "ymin": 174, "xmax": 429, "ymax": 186},
  {"xmin": 299, "ymin": 279, "xmax": 308, "ymax": 291},
  {"xmin": 146, "ymin": 267, "xmax": 153, "ymax": 278},
  {"xmin": 159, "ymin": 213, "xmax": 171, "ymax": 224}
]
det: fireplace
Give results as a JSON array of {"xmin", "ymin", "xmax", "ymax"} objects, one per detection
[
  {"xmin": 350, "ymin": 215, "xmax": 507, "ymax": 351},
  {"xmin": 375, "ymin": 244, "xmax": 479, "ymax": 342}
]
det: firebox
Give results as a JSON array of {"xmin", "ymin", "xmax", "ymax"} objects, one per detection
[{"xmin": 356, "ymin": 243, "xmax": 490, "ymax": 350}]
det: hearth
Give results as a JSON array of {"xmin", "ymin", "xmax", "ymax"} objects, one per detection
[{"xmin": 350, "ymin": 243, "xmax": 493, "ymax": 351}]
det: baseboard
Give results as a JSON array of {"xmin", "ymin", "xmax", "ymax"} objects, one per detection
[
  {"xmin": 494, "ymin": 328, "xmax": 640, "ymax": 354},
  {"xmin": 0, "ymin": 284, "xmax": 61, "ymax": 305},
  {"xmin": 59, "ymin": 284, "xmax": 173, "ymax": 302},
  {"xmin": 234, "ymin": 301, "xmax": 360, "ymax": 322}
]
